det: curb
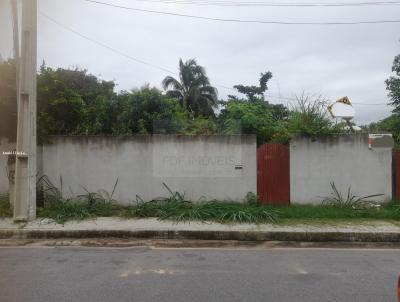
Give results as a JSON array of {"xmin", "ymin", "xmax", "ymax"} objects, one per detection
[{"xmin": 1, "ymin": 229, "xmax": 400, "ymax": 242}]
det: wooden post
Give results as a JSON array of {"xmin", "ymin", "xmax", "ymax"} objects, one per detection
[{"xmin": 13, "ymin": 0, "xmax": 37, "ymax": 221}]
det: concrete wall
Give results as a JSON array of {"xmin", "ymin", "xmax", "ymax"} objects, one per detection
[
  {"xmin": 39, "ymin": 135, "xmax": 257, "ymax": 203},
  {"xmin": 0, "ymin": 138, "xmax": 16, "ymax": 195},
  {"xmin": 290, "ymin": 134, "xmax": 392, "ymax": 204}
]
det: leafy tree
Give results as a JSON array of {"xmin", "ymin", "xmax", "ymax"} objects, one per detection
[
  {"xmin": 386, "ymin": 54, "xmax": 400, "ymax": 112},
  {"xmin": 181, "ymin": 117, "xmax": 218, "ymax": 135},
  {"xmin": 37, "ymin": 64, "xmax": 117, "ymax": 141},
  {"xmin": 219, "ymin": 99, "xmax": 286, "ymax": 145},
  {"xmin": 230, "ymin": 71, "xmax": 272, "ymax": 102},
  {"xmin": 112, "ymin": 85, "xmax": 185, "ymax": 135},
  {"xmin": 270, "ymin": 103, "xmax": 290, "ymax": 122},
  {"xmin": 219, "ymin": 71, "xmax": 291, "ymax": 144},
  {"xmin": 0, "ymin": 59, "xmax": 17, "ymax": 140},
  {"xmin": 162, "ymin": 58, "xmax": 218, "ymax": 117}
]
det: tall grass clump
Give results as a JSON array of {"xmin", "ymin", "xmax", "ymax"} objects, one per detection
[
  {"xmin": 124, "ymin": 185, "xmax": 278, "ymax": 224},
  {"xmin": 37, "ymin": 175, "xmax": 122, "ymax": 224},
  {"xmin": 321, "ymin": 182, "xmax": 383, "ymax": 208}
]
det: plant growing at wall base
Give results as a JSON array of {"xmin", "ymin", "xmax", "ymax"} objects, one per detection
[
  {"xmin": 321, "ymin": 182, "xmax": 383, "ymax": 208},
  {"xmin": 36, "ymin": 175, "xmax": 122, "ymax": 223},
  {"xmin": 125, "ymin": 183, "xmax": 279, "ymax": 223}
]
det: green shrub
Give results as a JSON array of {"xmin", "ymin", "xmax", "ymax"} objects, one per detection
[
  {"xmin": 36, "ymin": 175, "xmax": 121, "ymax": 224},
  {"xmin": 123, "ymin": 184, "xmax": 278, "ymax": 224},
  {"xmin": 321, "ymin": 182, "xmax": 383, "ymax": 208}
]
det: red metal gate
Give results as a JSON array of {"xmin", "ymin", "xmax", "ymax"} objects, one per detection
[
  {"xmin": 257, "ymin": 143, "xmax": 290, "ymax": 205},
  {"xmin": 394, "ymin": 150, "xmax": 400, "ymax": 200}
]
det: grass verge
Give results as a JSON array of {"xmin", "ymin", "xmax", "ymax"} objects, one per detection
[
  {"xmin": 36, "ymin": 200, "xmax": 400, "ymax": 225},
  {"xmin": 2, "ymin": 178, "xmax": 400, "ymax": 225},
  {"xmin": 274, "ymin": 203, "xmax": 400, "ymax": 221}
]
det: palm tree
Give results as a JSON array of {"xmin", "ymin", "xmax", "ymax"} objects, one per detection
[{"xmin": 162, "ymin": 58, "xmax": 218, "ymax": 117}]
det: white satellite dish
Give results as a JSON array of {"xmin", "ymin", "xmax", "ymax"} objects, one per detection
[
  {"xmin": 329, "ymin": 102, "xmax": 355, "ymax": 121},
  {"xmin": 327, "ymin": 97, "xmax": 360, "ymax": 132}
]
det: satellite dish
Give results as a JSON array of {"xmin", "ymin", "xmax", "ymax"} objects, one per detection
[
  {"xmin": 327, "ymin": 96, "xmax": 361, "ymax": 132},
  {"xmin": 327, "ymin": 96, "xmax": 355, "ymax": 121},
  {"xmin": 329, "ymin": 102, "xmax": 355, "ymax": 120}
]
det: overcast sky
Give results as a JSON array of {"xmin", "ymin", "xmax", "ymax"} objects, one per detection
[{"xmin": 0, "ymin": 0, "xmax": 399, "ymax": 124}]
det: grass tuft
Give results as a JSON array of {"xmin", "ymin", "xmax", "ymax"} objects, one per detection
[
  {"xmin": 321, "ymin": 182, "xmax": 383, "ymax": 208},
  {"xmin": 122, "ymin": 184, "xmax": 279, "ymax": 224},
  {"xmin": 36, "ymin": 176, "xmax": 122, "ymax": 224}
]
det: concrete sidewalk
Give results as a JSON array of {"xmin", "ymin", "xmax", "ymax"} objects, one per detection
[{"xmin": 2, "ymin": 218, "xmax": 400, "ymax": 242}]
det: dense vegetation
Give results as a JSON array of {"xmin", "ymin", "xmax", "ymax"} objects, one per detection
[
  {"xmin": 2, "ymin": 52, "xmax": 400, "ymax": 145},
  {"xmin": 0, "ymin": 58, "xmax": 345, "ymax": 145}
]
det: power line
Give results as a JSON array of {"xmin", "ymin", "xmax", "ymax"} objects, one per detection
[
  {"xmin": 41, "ymin": 12, "xmax": 240, "ymax": 93},
  {"xmin": 266, "ymin": 94, "xmax": 390, "ymax": 106},
  {"xmin": 82, "ymin": 0, "xmax": 400, "ymax": 25},
  {"xmin": 125, "ymin": 0, "xmax": 400, "ymax": 7},
  {"xmin": 40, "ymin": 12, "xmax": 236, "ymax": 91},
  {"xmin": 352, "ymin": 102, "xmax": 390, "ymax": 106},
  {"xmin": 39, "ymin": 11, "xmax": 276, "ymax": 95},
  {"xmin": 40, "ymin": 12, "xmax": 177, "ymax": 75},
  {"xmin": 40, "ymin": 13, "xmax": 391, "ymax": 107}
]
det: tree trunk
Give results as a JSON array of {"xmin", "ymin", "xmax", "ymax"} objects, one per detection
[{"xmin": 182, "ymin": 95, "xmax": 188, "ymax": 111}]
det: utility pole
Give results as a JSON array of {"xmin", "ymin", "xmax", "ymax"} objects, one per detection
[
  {"xmin": 10, "ymin": 0, "xmax": 19, "ymax": 210},
  {"xmin": 10, "ymin": 0, "xmax": 19, "ymax": 94},
  {"xmin": 13, "ymin": 0, "xmax": 37, "ymax": 221}
]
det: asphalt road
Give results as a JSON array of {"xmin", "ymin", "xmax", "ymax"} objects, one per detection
[{"xmin": 0, "ymin": 246, "xmax": 399, "ymax": 302}]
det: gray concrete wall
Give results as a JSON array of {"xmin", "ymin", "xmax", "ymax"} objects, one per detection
[
  {"xmin": 290, "ymin": 134, "xmax": 392, "ymax": 204},
  {"xmin": 39, "ymin": 135, "xmax": 257, "ymax": 203},
  {"xmin": 0, "ymin": 138, "xmax": 16, "ymax": 196}
]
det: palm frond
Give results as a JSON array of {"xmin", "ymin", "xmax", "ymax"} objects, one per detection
[
  {"xmin": 165, "ymin": 90, "xmax": 183, "ymax": 100},
  {"xmin": 199, "ymin": 85, "xmax": 218, "ymax": 98},
  {"xmin": 162, "ymin": 76, "xmax": 183, "ymax": 91}
]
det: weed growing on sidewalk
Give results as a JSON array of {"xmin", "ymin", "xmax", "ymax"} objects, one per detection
[
  {"xmin": 124, "ymin": 187, "xmax": 279, "ymax": 224},
  {"xmin": 30, "ymin": 177, "xmax": 400, "ymax": 225},
  {"xmin": 321, "ymin": 182, "xmax": 383, "ymax": 208},
  {"xmin": 36, "ymin": 176, "xmax": 122, "ymax": 224}
]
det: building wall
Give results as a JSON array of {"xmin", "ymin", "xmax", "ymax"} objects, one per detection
[
  {"xmin": 39, "ymin": 135, "xmax": 257, "ymax": 203},
  {"xmin": 0, "ymin": 138, "xmax": 16, "ymax": 196},
  {"xmin": 290, "ymin": 134, "xmax": 392, "ymax": 204}
]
